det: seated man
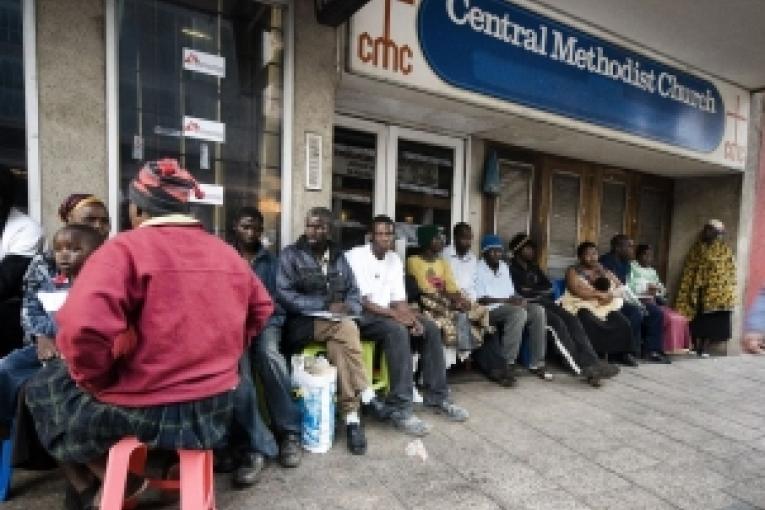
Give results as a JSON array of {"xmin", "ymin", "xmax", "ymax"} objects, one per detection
[
  {"xmin": 346, "ymin": 216, "xmax": 468, "ymax": 436},
  {"xmin": 224, "ymin": 207, "xmax": 299, "ymax": 486},
  {"xmin": 600, "ymin": 235, "xmax": 669, "ymax": 364},
  {"xmin": 276, "ymin": 207, "xmax": 384, "ymax": 455},
  {"xmin": 444, "ymin": 222, "xmax": 478, "ymax": 302},
  {"xmin": 474, "ymin": 235, "xmax": 551, "ymax": 386},
  {"xmin": 24, "ymin": 159, "xmax": 274, "ymax": 509}
]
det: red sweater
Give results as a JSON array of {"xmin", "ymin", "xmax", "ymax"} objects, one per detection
[{"xmin": 56, "ymin": 222, "xmax": 273, "ymax": 406}]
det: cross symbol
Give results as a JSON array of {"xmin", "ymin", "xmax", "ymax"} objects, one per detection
[
  {"xmin": 383, "ymin": 0, "xmax": 415, "ymax": 40},
  {"xmin": 726, "ymin": 95, "xmax": 747, "ymax": 145}
]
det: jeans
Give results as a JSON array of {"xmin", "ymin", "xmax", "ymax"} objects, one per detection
[
  {"xmin": 251, "ymin": 325, "xmax": 301, "ymax": 437},
  {"xmin": 0, "ymin": 345, "xmax": 41, "ymax": 428},
  {"xmin": 489, "ymin": 303, "xmax": 547, "ymax": 367},
  {"xmin": 231, "ymin": 348, "xmax": 278, "ymax": 458},
  {"xmin": 358, "ymin": 314, "xmax": 450, "ymax": 410},
  {"xmin": 621, "ymin": 302, "xmax": 664, "ymax": 355}
]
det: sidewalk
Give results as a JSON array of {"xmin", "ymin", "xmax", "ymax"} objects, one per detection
[{"xmin": 6, "ymin": 355, "xmax": 765, "ymax": 509}]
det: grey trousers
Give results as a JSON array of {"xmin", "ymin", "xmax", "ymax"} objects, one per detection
[{"xmin": 488, "ymin": 303, "xmax": 547, "ymax": 367}]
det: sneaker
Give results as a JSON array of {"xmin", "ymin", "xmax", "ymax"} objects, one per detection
[
  {"xmin": 346, "ymin": 423, "xmax": 367, "ymax": 455},
  {"xmin": 700, "ymin": 352, "xmax": 711, "ymax": 359},
  {"xmin": 427, "ymin": 400, "xmax": 469, "ymax": 422},
  {"xmin": 279, "ymin": 433, "xmax": 302, "ymax": 468},
  {"xmin": 595, "ymin": 361, "xmax": 620, "ymax": 378},
  {"xmin": 647, "ymin": 351, "xmax": 672, "ymax": 364},
  {"xmin": 362, "ymin": 396, "xmax": 391, "ymax": 421},
  {"xmin": 390, "ymin": 411, "xmax": 431, "ymax": 437},
  {"xmin": 232, "ymin": 451, "xmax": 264, "ymax": 488},
  {"xmin": 581, "ymin": 365, "xmax": 602, "ymax": 388},
  {"xmin": 529, "ymin": 367, "xmax": 553, "ymax": 381},
  {"xmin": 488, "ymin": 365, "xmax": 516, "ymax": 387},
  {"xmin": 620, "ymin": 353, "xmax": 639, "ymax": 367}
]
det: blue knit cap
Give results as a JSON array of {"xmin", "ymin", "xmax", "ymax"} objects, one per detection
[{"xmin": 481, "ymin": 234, "xmax": 503, "ymax": 253}]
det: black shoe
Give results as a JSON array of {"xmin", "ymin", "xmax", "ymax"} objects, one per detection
[
  {"xmin": 346, "ymin": 423, "xmax": 367, "ymax": 455},
  {"xmin": 279, "ymin": 433, "xmax": 302, "ymax": 468},
  {"xmin": 232, "ymin": 451, "xmax": 264, "ymax": 488},
  {"xmin": 488, "ymin": 365, "xmax": 516, "ymax": 387},
  {"xmin": 213, "ymin": 449, "xmax": 236, "ymax": 473},
  {"xmin": 362, "ymin": 396, "xmax": 391, "ymax": 421},
  {"xmin": 621, "ymin": 353, "xmax": 639, "ymax": 367},
  {"xmin": 581, "ymin": 365, "xmax": 602, "ymax": 387},
  {"xmin": 647, "ymin": 351, "xmax": 672, "ymax": 364},
  {"xmin": 595, "ymin": 360, "xmax": 620, "ymax": 378}
]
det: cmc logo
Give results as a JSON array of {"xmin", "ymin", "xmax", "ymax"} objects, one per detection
[
  {"xmin": 184, "ymin": 120, "xmax": 200, "ymax": 133},
  {"xmin": 357, "ymin": 0, "xmax": 415, "ymax": 75},
  {"xmin": 184, "ymin": 52, "xmax": 200, "ymax": 65}
]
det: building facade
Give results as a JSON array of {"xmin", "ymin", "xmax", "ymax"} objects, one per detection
[{"xmin": 2, "ymin": 0, "xmax": 764, "ymax": 352}]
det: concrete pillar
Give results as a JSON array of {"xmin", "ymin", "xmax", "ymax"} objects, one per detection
[
  {"xmin": 743, "ymin": 94, "xmax": 765, "ymax": 309},
  {"xmin": 36, "ymin": 0, "xmax": 107, "ymax": 237},
  {"xmin": 289, "ymin": 3, "xmax": 338, "ymax": 240}
]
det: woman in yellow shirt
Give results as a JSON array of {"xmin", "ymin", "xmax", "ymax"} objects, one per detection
[{"xmin": 407, "ymin": 225, "xmax": 490, "ymax": 353}]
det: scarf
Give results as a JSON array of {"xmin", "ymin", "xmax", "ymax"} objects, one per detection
[{"xmin": 674, "ymin": 239, "xmax": 736, "ymax": 319}]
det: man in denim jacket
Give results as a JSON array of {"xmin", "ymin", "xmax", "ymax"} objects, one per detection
[{"xmin": 276, "ymin": 207, "xmax": 384, "ymax": 456}]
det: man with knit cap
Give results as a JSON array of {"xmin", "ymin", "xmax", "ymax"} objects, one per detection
[
  {"xmin": 25, "ymin": 159, "xmax": 274, "ymax": 507},
  {"xmin": 474, "ymin": 234, "xmax": 550, "ymax": 387}
]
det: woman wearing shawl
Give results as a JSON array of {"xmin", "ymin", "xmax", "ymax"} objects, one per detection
[{"xmin": 674, "ymin": 220, "xmax": 736, "ymax": 356}]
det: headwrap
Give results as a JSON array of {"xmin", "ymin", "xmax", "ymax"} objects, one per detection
[
  {"xmin": 480, "ymin": 234, "xmax": 503, "ymax": 253},
  {"xmin": 417, "ymin": 225, "xmax": 439, "ymax": 249},
  {"xmin": 706, "ymin": 219, "xmax": 725, "ymax": 232},
  {"xmin": 58, "ymin": 194, "xmax": 106, "ymax": 223},
  {"xmin": 508, "ymin": 233, "xmax": 532, "ymax": 255},
  {"xmin": 128, "ymin": 159, "xmax": 204, "ymax": 216}
]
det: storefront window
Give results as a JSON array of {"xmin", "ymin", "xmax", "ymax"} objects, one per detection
[
  {"xmin": 117, "ymin": 0, "xmax": 284, "ymax": 244},
  {"xmin": 395, "ymin": 139, "xmax": 454, "ymax": 247},
  {"xmin": 0, "ymin": 0, "xmax": 26, "ymax": 209}
]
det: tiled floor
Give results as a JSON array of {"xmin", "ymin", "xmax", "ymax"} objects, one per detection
[{"xmin": 6, "ymin": 354, "xmax": 765, "ymax": 509}]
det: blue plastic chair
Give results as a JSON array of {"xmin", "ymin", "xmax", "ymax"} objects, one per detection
[
  {"xmin": 0, "ymin": 424, "xmax": 13, "ymax": 501},
  {"xmin": 552, "ymin": 278, "xmax": 566, "ymax": 300}
]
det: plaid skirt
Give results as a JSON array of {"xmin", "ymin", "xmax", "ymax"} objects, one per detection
[{"xmin": 24, "ymin": 359, "xmax": 233, "ymax": 463}]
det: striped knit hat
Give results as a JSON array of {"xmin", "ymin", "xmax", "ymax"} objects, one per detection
[{"xmin": 128, "ymin": 159, "xmax": 204, "ymax": 215}]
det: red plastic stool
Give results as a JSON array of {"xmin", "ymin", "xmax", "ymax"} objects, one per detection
[{"xmin": 100, "ymin": 436, "xmax": 215, "ymax": 510}]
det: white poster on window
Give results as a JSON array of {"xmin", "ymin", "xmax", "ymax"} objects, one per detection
[
  {"xmin": 183, "ymin": 116, "xmax": 226, "ymax": 144},
  {"xmin": 182, "ymin": 48, "xmax": 226, "ymax": 78},
  {"xmin": 189, "ymin": 183, "xmax": 224, "ymax": 206}
]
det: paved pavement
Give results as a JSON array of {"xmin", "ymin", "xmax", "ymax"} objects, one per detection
[{"xmin": 6, "ymin": 354, "xmax": 765, "ymax": 509}]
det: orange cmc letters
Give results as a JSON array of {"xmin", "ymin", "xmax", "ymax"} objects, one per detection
[{"xmin": 357, "ymin": 0, "xmax": 415, "ymax": 75}]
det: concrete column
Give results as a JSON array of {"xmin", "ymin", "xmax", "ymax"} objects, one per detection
[
  {"xmin": 743, "ymin": 94, "xmax": 765, "ymax": 308},
  {"xmin": 36, "ymin": 0, "xmax": 107, "ymax": 237},
  {"xmin": 289, "ymin": 3, "xmax": 338, "ymax": 240}
]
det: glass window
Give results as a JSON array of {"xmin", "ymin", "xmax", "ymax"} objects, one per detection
[
  {"xmin": 395, "ymin": 139, "xmax": 454, "ymax": 247},
  {"xmin": 598, "ymin": 180, "xmax": 626, "ymax": 253},
  {"xmin": 496, "ymin": 160, "xmax": 533, "ymax": 242},
  {"xmin": 117, "ymin": 0, "xmax": 284, "ymax": 244},
  {"xmin": 331, "ymin": 126, "xmax": 376, "ymax": 250},
  {"xmin": 548, "ymin": 172, "xmax": 580, "ymax": 278},
  {"xmin": 0, "ymin": 0, "xmax": 26, "ymax": 210}
]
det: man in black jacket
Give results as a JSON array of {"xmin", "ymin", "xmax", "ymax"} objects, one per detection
[{"xmin": 276, "ymin": 207, "xmax": 383, "ymax": 455}]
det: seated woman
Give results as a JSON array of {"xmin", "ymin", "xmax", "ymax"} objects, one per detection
[
  {"xmin": 507, "ymin": 234, "xmax": 618, "ymax": 386},
  {"xmin": 406, "ymin": 225, "xmax": 490, "ymax": 359},
  {"xmin": 561, "ymin": 241, "xmax": 638, "ymax": 367},
  {"xmin": 629, "ymin": 244, "xmax": 691, "ymax": 354}
]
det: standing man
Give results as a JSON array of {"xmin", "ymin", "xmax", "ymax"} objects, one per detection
[
  {"xmin": 444, "ymin": 222, "xmax": 478, "ymax": 301},
  {"xmin": 475, "ymin": 235, "xmax": 551, "ymax": 386},
  {"xmin": 276, "ymin": 207, "xmax": 384, "ymax": 455},
  {"xmin": 231, "ymin": 207, "xmax": 302, "ymax": 477},
  {"xmin": 346, "ymin": 216, "xmax": 469, "ymax": 437},
  {"xmin": 600, "ymin": 235, "xmax": 668, "ymax": 363}
]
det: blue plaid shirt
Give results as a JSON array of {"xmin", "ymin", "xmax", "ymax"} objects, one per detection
[
  {"xmin": 20, "ymin": 252, "xmax": 69, "ymax": 345},
  {"xmin": 746, "ymin": 289, "xmax": 765, "ymax": 334}
]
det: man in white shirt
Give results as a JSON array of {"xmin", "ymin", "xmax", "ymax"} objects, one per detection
[
  {"xmin": 444, "ymin": 222, "xmax": 477, "ymax": 300},
  {"xmin": 346, "ymin": 216, "xmax": 469, "ymax": 437},
  {"xmin": 475, "ymin": 234, "xmax": 550, "ymax": 386}
]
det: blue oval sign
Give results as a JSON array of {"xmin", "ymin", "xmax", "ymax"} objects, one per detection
[{"xmin": 417, "ymin": 0, "xmax": 725, "ymax": 153}]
